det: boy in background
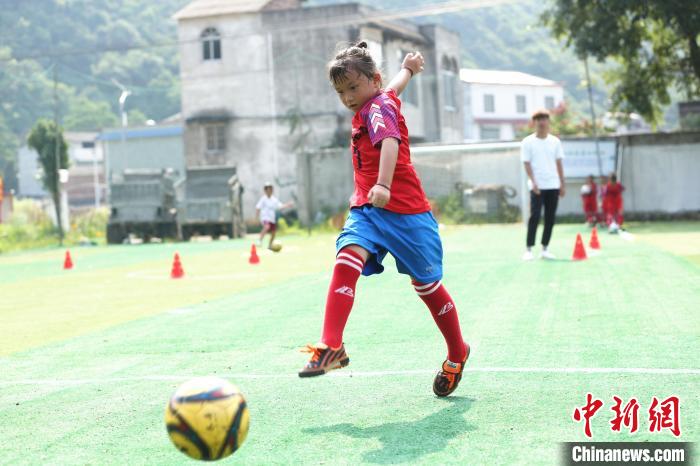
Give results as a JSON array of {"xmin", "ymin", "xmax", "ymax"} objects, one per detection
[{"xmin": 256, "ymin": 183, "xmax": 293, "ymax": 250}]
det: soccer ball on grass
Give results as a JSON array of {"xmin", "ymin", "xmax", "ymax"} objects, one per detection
[{"xmin": 165, "ymin": 377, "xmax": 249, "ymax": 461}]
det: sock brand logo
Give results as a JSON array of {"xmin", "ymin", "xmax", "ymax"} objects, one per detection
[
  {"xmin": 438, "ymin": 302, "xmax": 454, "ymax": 316},
  {"xmin": 334, "ymin": 286, "xmax": 354, "ymax": 298}
]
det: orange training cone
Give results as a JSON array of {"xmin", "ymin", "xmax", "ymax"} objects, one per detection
[
  {"xmin": 572, "ymin": 233, "xmax": 588, "ymax": 261},
  {"xmin": 249, "ymin": 244, "xmax": 260, "ymax": 264},
  {"xmin": 589, "ymin": 227, "xmax": 601, "ymax": 250},
  {"xmin": 63, "ymin": 250, "xmax": 73, "ymax": 270},
  {"xmin": 170, "ymin": 253, "xmax": 184, "ymax": 279}
]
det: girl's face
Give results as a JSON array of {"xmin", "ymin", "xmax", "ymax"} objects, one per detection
[{"xmin": 333, "ymin": 71, "xmax": 381, "ymax": 113}]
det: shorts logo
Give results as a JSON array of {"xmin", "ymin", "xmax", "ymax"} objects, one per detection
[
  {"xmin": 438, "ymin": 302, "xmax": 454, "ymax": 316},
  {"xmin": 335, "ymin": 286, "xmax": 354, "ymax": 298}
]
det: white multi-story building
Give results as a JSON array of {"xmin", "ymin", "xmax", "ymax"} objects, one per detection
[
  {"xmin": 18, "ymin": 132, "xmax": 104, "ymax": 207},
  {"xmin": 461, "ymin": 69, "xmax": 564, "ymax": 142}
]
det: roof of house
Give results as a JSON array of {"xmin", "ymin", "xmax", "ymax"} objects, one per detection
[
  {"xmin": 460, "ymin": 68, "xmax": 560, "ymax": 87},
  {"xmin": 97, "ymin": 125, "xmax": 183, "ymax": 141},
  {"xmin": 369, "ymin": 18, "xmax": 426, "ymax": 43},
  {"xmin": 173, "ymin": 0, "xmax": 275, "ymax": 20},
  {"xmin": 64, "ymin": 131, "xmax": 99, "ymax": 141}
]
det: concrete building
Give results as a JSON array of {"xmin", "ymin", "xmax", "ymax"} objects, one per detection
[
  {"xmin": 461, "ymin": 69, "xmax": 564, "ymax": 142},
  {"xmin": 174, "ymin": 0, "xmax": 463, "ymax": 220},
  {"xmin": 17, "ymin": 132, "xmax": 104, "ymax": 208}
]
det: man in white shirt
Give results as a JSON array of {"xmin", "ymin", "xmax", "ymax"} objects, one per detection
[
  {"xmin": 520, "ymin": 109, "xmax": 566, "ymax": 260},
  {"xmin": 256, "ymin": 182, "xmax": 293, "ymax": 250}
]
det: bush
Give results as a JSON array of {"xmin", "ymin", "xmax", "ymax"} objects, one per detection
[
  {"xmin": 435, "ymin": 191, "xmax": 521, "ymax": 224},
  {"xmin": 0, "ymin": 199, "xmax": 55, "ymax": 253},
  {"xmin": 0, "ymin": 200, "xmax": 109, "ymax": 253},
  {"xmin": 66, "ymin": 207, "xmax": 109, "ymax": 244}
]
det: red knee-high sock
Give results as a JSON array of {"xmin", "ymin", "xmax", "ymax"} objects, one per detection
[
  {"xmin": 321, "ymin": 249, "xmax": 365, "ymax": 349},
  {"xmin": 413, "ymin": 280, "xmax": 466, "ymax": 362}
]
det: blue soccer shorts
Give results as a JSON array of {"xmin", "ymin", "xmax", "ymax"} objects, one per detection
[{"xmin": 335, "ymin": 205, "xmax": 443, "ymax": 283}]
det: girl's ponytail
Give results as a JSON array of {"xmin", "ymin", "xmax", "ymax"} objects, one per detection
[{"xmin": 328, "ymin": 40, "xmax": 381, "ymax": 85}]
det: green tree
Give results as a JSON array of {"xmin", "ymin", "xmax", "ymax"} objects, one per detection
[
  {"xmin": 64, "ymin": 96, "xmax": 119, "ymax": 131},
  {"xmin": 0, "ymin": 113, "xmax": 19, "ymax": 191},
  {"xmin": 27, "ymin": 119, "xmax": 69, "ymax": 242},
  {"xmin": 542, "ymin": 0, "xmax": 700, "ymax": 126},
  {"xmin": 516, "ymin": 102, "xmax": 611, "ymax": 139}
]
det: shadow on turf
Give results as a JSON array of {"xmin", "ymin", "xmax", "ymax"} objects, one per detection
[{"xmin": 303, "ymin": 396, "xmax": 476, "ymax": 464}]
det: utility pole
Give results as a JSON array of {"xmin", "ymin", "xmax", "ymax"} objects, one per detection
[
  {"xmin": 110, "ymin": 79, "xmax": 131, "ymax": 205},
  {"xmin": 584, "ymin": 56, "xmax": 603, "ymax": 177}
]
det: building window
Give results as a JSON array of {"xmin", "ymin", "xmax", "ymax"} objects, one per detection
[
  {"xmin": 205, "ymin": 124, "xmax": 226, "ymax": 152},
  {"xmin": 441, "ymin": 56, "xmax": 458, "ymax": 111},
  {"xmin": 81, "ymin": 141, "xmax": 95, "ymax": 148},
  {"xmin": 202, "ymin": 27, "xmax": 221, "ymax": 61},
  {"xmin": 516, "ymin": 95, "xmax": 526, "ymax": 114},
  {"xmin": 397, "ymin": 50, "xmax": 419, "ymax": 106},
  {"xmin": 484, "ymin": 94, "xmax": 495, "ymax": 113},
  {"xmin": 479, "ymin": 125, "xmax": 500, "ymax": 140},
  {"xmin": 443, "ymin": 72, "xmax": 457, "ymax": 110},
  {"xmin": 545, "ymin": 96, "xmax": 555, "ymax": 109}
]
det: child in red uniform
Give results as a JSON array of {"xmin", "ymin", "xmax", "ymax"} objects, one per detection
[
  {"xmin": 580, "ymin": 175, "xmax": 598, "ymax": 226},
  {"xmin": 298, "ymin": 42, "xmax": 469, "ymax": 397},
  {"xmin": 599, "ymin": 175, "xmax": 609, "ymax": 225},
  {"xmin": 604, "ymin": 173, "xmax": 625, "ymax": 231}
]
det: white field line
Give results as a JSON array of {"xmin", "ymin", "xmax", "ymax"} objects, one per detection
[
  {"xmin": 1, "ymin": 367, "xmax": 699, "ymax": 387},
  {"xmin": 126, "ymin": 270, "xmax": 252, "ymax": 281}
]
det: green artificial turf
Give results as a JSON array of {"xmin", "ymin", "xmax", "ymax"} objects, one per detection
[{"xmin": 0, "ymin": 223, "xmax": 698, "ymax": 465}]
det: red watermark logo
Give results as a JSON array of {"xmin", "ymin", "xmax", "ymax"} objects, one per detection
[{"xmin": 573, "ymin": 394, "xmax": 680, "ymax": 438}]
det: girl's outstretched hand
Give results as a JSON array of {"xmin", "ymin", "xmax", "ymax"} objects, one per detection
[{"xmin": 402, "ymin": 51, "xmax": 425, "ymax": 76}]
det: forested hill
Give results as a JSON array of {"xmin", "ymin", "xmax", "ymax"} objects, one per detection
[{"xmin": 0, "ymin": 0, "xmax": 188, "ymax": 187}]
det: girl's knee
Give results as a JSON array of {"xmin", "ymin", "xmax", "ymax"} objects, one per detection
[{"xmin": 339, "ymin": 245, "xmax": 370, "ymax": 262}]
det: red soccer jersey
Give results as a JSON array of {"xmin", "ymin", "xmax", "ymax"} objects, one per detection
[
  {"xmin": 605, "ymin": 182, "xmax": 625, "ymax": 199},
  {"xmin": 582, "ymin": 182, "xmax": 598, "ymax": 211},
  {"xmin": 349, "ymin": 88, "xmax": 431, "ymax": 214},
  {"xmin": 582, "ymin": 182, "xmax": 597, "ymax": 201}
]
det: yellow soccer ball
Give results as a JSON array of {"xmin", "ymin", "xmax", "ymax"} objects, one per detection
[
  {"xmin": 270, "ymin": 242, "xmax": 283, "ymax": 253},
  {"xmin": 165, "ymin": 377, "xmax": 249, "ymax": 461}
]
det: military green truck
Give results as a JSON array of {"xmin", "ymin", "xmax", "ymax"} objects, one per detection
[
  {"xmin": 106, "ymin": 169, "xmax": 180, "ymax": 244},
  {"xmin": 175, "ymin": 165, "xmax": 245, "ymax": 240}
]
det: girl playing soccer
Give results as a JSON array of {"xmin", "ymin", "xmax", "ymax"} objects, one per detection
[{"xmin": 298, "ymin": 42, "xmax": 470, "ymax": 397}]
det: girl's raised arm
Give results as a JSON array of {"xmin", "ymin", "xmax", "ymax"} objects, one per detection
[{"xmin": 387, "ymin": 51, "xmax": 425, "ymax": 96}]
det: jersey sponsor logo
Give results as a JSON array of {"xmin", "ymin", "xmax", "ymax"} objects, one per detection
[
  {"xmin": 334, "ymin": 286, "xmax": 355, "ymax": 298},
  {"xmin": 369, "ymin": 103, "xmax": 386, "ymax": 133},
  {"xmin": 438, "ymin": 302, "xmax": 454, "ymax": 316}
]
